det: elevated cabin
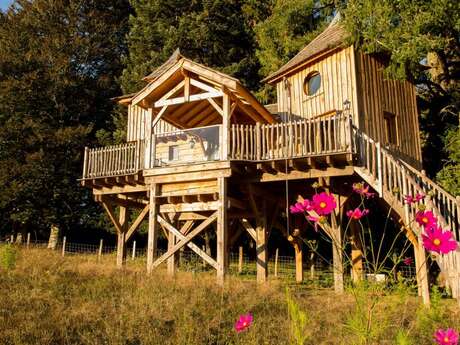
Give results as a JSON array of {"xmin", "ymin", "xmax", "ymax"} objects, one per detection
[
  {"xmin": 80, "ymin": 17, "xmax": 460, "ymax": 303},
  {"xmin": 264, "ymin": 16, "xmax": 422, "ymax": 168}
]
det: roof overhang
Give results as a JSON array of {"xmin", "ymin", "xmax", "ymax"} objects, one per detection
[{"xmin": 119, "ymin": 55, "xmax": 276, "ymax": 129}]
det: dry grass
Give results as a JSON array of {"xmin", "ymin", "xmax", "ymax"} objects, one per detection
[{"xmin": 0, "ymin": 248, "xmax": 458, "ymax": 345}]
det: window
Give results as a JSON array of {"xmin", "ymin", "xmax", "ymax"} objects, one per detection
[
  {"xmin": 303, "ymin": 72, "xmax": 321, "ymax": 96},
  {"xmin": 168, "ymin": 145, "xmax": 179, "ymax": 161},
  {"xmin": 383, "ymin": 112, "xmax": 398, "ymax": 146}
]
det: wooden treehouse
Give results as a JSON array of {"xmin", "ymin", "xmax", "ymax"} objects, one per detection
[{"xmin": 81, "ymin": 18, "xmax": 460, "ymax": 302}]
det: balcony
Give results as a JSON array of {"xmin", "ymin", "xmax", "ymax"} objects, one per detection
[{"xmin": 82, "ymin": 112, "xmax": 353, "ymax": 181}]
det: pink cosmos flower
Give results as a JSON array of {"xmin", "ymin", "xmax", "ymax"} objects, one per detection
[
  {"xmin": 434, "ymin": 328, "xmax": 459, "ymax": 345},
  {"xmin": 289, "ymin": 199, "xmax": 312, "ymax": 214},
  {"xmin": 235, "ymin": 313, "xmax": 253, "ymax": 333},
  {"xmin": 422, "ymin": 226, "xmax": 458, "ymax": 255},
  {"xmin": 312, "ymin": 192, "xmax": 337, "ymax": 215},
  {"xmin": 403, "ymin": 257, "xmax": 413, "ymax": 266},
  {"xmin": 352, "ymin": 182, "xmax": 375, "ymax": 199},
  {"xmin": 415, "ymin": 210, "xmax": 437, "ymax": 228},
  {"xmin": 404, "ymin": 193, "xmax": 425, "ymax": 205},
  {"xmin": 346, "ymin": 208, "xmax": 369, "ymax": 220}
]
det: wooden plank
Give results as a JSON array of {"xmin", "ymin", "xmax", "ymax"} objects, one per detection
[
  {"xmin": 125, "ymin": 204, "xmax": 150, "ymax": 243},
  {"xmin": 158, "ymin": 216, "xmax": 218, "ymax": 270},
  {"xmin": 152, "ymin": 212, "xmax": 218, "ymax": 268},
  {"xmin": 154, "ymin": 90, "xmax": 223, "ymax": 108},
  {"xmin": 240, "ymin": 218, "xmax": 256, "ymax": 241},
  {"xmin": 217, "ymin": 177, "xmax": 228, "ymax": 283},
  {"xmin": 147, "ymin": 184, "xmax": 159, "ymax": 273}
]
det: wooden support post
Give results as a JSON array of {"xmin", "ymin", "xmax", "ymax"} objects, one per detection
[
  {"xmin": 202, "ymin": 245, "xmax": 206, "ymax": 268},
  {"xmin": 256, "ymin": 200, "xmax": 268, "ymax": 283},
  {"xmin": 144, "ymin": 108, "xmax": 153, "ymax": 169},
  {"xmin": 132, "ymin": 241, "xmax": 136, "ymax": 260},
  {"xmin": 98, "ymin": 239, "xmax": 103, "ymax": 262},
  {"xmin": 293, "ymin": 240, "xmax": 303, "ymax": 283},
  {"xmin": 116, "ymin": 206, "xmax": 128, "ymax": 268},
  {"xmin": 331, "ymin": 208, "xmax": 344, "ymax": 293},
  {"xmin": 61, "ymin": 236, "xmax": 66, "ymax": 257},
  {"xmin": 217, "ymin": 177, "xmax": 228, "ymax": 284},
  {"xmin": 221, "ymin": 92, "xmax": 231, "ymax": 160},
  {"xmin": 238, "ymin": 246, "xmax": 243, "ymax": 273},
  {"xmin": 26, "ymin": 233, "xmax": 30, "ymax": 249},
  {"xmin": 147, "ymin": 184, "xmax": 159, "ymax": 273},
  {"xmin": 415, "ymin": 240, "xmax": 431, "ymax": 306},
  {"xmin": 274, "ymin": 248, "xmax": 279, "ymax": 278},
  {"xmin": 350, "ymin": 220, "xmax": 363, "ymax": 283},
  {"xmin": 309, "ymin": 250, "xmax": 315, "ymax": 279},
  {"xmin": 167, "ymin": 230, "xmax": 176, "ymax": 276},
  {"xmin": 10, "ymin": 234, "xmax": 14, "ymax": 243}
]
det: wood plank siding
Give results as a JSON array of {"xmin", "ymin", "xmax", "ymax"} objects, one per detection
[
  {"xmin": 354, "ymin": 52, "xmax": 422, "ymax": 165},
  {"xmin": 127, "ymin": 104, "xmax": 177, "ymax": 142},
  {"xmin": 275, "ymin": 46, "xmax": 359, "ymax": 124}
]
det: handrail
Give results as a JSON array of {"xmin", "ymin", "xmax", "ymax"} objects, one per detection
[
  {"xmin": 230, "ymin": 112, "xmax": 354, "ymax": 161},
  {"xmin": 82, "ymin": 141, "xmax": 144, "ymax": 179},
  {"xmin": 353, "ymin": 127, "xmax": 460, "ymax": 300}
]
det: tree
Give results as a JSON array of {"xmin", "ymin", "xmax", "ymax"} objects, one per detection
[
  {"xmin": 254, "ymin": 0, "xmax": 335, "ymax": 102},
  {"xmin": 0, "ymin": 0, "xmax": 131, "ymax": 240},
  {"xmin": 120, "ymin": 0, "xmax": 272, "ymax": 95},
  {"xmin": 341, "ymin": 0, "xmax": 460, "ymax": 192}
]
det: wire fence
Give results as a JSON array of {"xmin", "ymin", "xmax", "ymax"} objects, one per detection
[{"xmin": 0, "ymin": 237, "xmax": 416, "ymax": 285}]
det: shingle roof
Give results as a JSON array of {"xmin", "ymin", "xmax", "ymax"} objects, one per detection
[
  {"xmin": 264, "ymin": 15, "xmax": 349, "ymax": 83},
  {"xmin": 142, "ymin": 48, "xmax": 183, "ymax": 82}
]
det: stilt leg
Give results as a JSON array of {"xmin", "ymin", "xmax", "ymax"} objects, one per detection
[
  {"xmin": 331, "ymin": 209, "xmax": 344, "ymax": 293},
  {"xmin": 167, "ymin": 232, "xmax": 176, "ymax": 276},
  {"xmin": 350, "ymin": 221, "xmax": 363, "ymax": 282},
  {"xmin": 294, "ymin": 240, "xmax": 303, "ymax": 283},
  {"xmin": 116, "ymin": 206, "xmax": 128, "ymax": 268},
  {"xmin": 147, "ymin": 184, "xmax": 159, "ymax": 274},
  {"xmin": 256, "ymin": 200, "xmax": 268, "ymax": 283},
  {"xmin": 415, "ymin": 239, "xmax": 430, "ymax": 306},
  {"xmin": 217, "ymin": 177, "xmax": 228, "ymax": 284}
]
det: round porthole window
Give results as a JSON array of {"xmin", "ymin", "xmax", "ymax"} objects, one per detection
[{"xmin": 303, "ymin": 72, "xmax": 321, "ymax": 96}]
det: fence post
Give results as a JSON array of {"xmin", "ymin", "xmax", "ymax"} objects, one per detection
[
  {"xmin": 26, "ymin": 233, "xmax": 31, "ymax": 249},
  {"xmin": 238, "ymin": 246, "xmax": 243, "ymax": 274},
  {"xmin": 255, "ymin": 122, "xmax": 261, "ymax": 160},
  {"xmin": 98, "ymin": 239, "xmax": 103, "ymax": 262},
  {"xmin": 10, "ymin": 234, "xmax": 14, "ymax": 243},
  {"xmin": 61, "ymin": 236, "xmax": 66, "ymax": 257},
  {"xmin": 132, "ymin": 241, "xmax": 136, "ymax": 260},
  {"xmin": 83, "ymin": 147, "xmax": 89, "ymax": 178},
  {"xmin": 274, "ymin": 248, "xmax": 279, "ymax": 277}
]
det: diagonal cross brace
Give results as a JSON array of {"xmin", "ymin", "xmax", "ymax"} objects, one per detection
[
  {"xmin": 158, "ymin": 216, "xmax": 218, "ymax": 270},
  {"xmin": 152, "ymin": 212, "xmax": 218, "ymax": 268}
]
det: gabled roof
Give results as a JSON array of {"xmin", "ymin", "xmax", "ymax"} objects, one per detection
[
  {"xmin": 119, "ymin": 50, "xmax": 276, "ymax": 128},
  {"xmin": 264, "ymin": 14, "xmax": 349, "ymax": 84},
  {"xmin": 143, "ymin": 48, "xmax": 183, "ymax": 82}
]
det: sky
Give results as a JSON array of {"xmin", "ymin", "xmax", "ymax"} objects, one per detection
[{"xmin": 0, "ymin": 0, "xmax": 13, "ymax": 11}]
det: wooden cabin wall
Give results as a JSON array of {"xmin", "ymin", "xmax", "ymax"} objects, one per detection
[
  {"xmin": 155, "ymin": 135, "xmax": 220, "ymax": 164},
  {"xmin": 355, "ymin": 52, "xmax": 422, "ymax": 165},
  {"xmin": 275, "ymin": 46, "xmax": 359, "ymax": 123},
  {"xmin": 127, "ymin": 104, "xmax": 177, "ymax": 142}
]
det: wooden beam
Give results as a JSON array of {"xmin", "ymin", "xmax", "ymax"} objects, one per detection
[
  {"xmin": 152, "ymin": 105, "xmax": 169, "ymax": 129},
  {"xmin": 217, "ymin": 177, "xmax": 228, "ymax": 283},
  {"xmin": 158, "ymin": 217, "xmax": 218, "ymax": 270},
  {"xmin": 152, "ymin": 212, "xmax": 218, "ymax": 268},
  {"xmin": 125, "ymin": 204, "xmax": 150, "ymax": 243},
  {"xmin": 154, "ymin": 90, "xmax": 222, "ymax": 108},
  {"xmin": 190, "ymin": 78, "xmax": 220, "ymax": 93},
  {"xmin": 116, "ymin": 206, "xmax": 128, "ymax": 268},
  {"xmin": 256, "ymin": 200, "xmax": 268, "ymax": 283},
  {"xmin": 207, "ymin": 97, "xmax": 223, "ymax": 116},
  {"xmin": 240, "ymin": 218, "xmax": 257, "ymax": 241},
  {"xmin": 101, "ymin": 201, "xmax": 123, "ymax": 234},
  {"xmin": 147, "ymin": 184, "xmax": 160, "ymax": 273}
]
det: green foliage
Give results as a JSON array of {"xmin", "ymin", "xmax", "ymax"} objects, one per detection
[
  {"xmin": 121, "ymin": 0, "xmax": 270, "ymax": 94},
  {"xmin": 342, "ymin": 0, "xmax": 460, "ymax": 190},
  {"xmin": 286, "ymin": 289, "xmax": 311, "ymax": 345},
  {"xmin": 254, "ymin": 0, "xmax": 333, "ymax": 102},
  {"xmin": 0, "ymin": 0, "xmax": 131, "ymax": 237},
  {"xmin": 436, "ymin": 127, "xmax": 460, "ymax": 195},
  {"xmin": 0, "ymin": 244, "xmax": 18, "ymax": 270},
  {"xmin": 395, "ymin": 330, "xmax": 414, "ymax": 345}
]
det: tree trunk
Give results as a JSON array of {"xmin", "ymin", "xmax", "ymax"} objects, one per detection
[{"xmin": 47, "ymin": 224, "xmax": 59, "ymax": 250}]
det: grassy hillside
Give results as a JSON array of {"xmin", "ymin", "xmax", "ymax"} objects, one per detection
[{"xmin": 0, "ymin": 247, "xmax": 459, "ymax": 345}]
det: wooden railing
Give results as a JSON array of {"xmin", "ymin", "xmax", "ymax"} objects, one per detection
[
  {"xmin": 354, "ymin": 128, "xmax": 460, "ymax": 300},
  {"xmin": 230, "ymin": 112, "xmax": 353, "ymax": 160},
  {"xmin": 82, "ymin": 142, "xmax": 144, "ymax": 179}
]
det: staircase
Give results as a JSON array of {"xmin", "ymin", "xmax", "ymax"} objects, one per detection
[{"xmin": 353, "ymin": 128, "xmax": 460, "ymax": 302}]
